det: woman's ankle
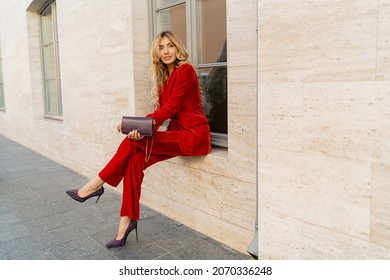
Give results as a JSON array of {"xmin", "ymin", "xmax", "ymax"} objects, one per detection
[
  {"xmin": 91, "ymin": 176, "xmax": 104, "ymax": 188},
  {"xmin": 116, "ymin": 216, "xmax": 131, "ymax": 240},
  {"xmin": 120, "ymin": 216, "xmax": 131, "ymax": 225},
  {"xmin": 78, "ymin": 177, "xmax": 104, "ymax": 196}
]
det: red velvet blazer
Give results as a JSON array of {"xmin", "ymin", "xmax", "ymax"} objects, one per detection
[{"xmin": 147, "ymin": 63, "xmax": 211, "ymax": 156}]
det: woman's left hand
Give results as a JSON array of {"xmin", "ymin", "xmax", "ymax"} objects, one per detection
[{"xmin": 127, "ymin": 130, "xmax": 144, "ymax": 141}]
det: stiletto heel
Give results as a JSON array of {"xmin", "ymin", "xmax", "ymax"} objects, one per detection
[
  {"xmin": 66, "ymin": 186, "xmax": 104, "ymax": 203},
  {"xmin": 106, "ymin": 220, "xmax": 138, "ymax": 248},
  {"xmin": 95, "ymin": 193, "xmax": 103, "ymax": 203}
]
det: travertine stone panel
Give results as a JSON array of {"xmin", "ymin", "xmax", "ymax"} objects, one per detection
[
  {"xmin": 377, "ymin": 0, "xmax": 390, "ymax": 80},
  {"xmin": 259, "ymin": 82, "xmax": 303, "ymax": 151},
  {"xmin": 195, "ymin": 209, "xmax": 254, "ymax": 253},
  {"xmin": 228, "ymin": 83, "xmax": 257, "ymax": 174},
  {"xmin": 258, "ymin": 210, "xmax": 304, "ymax": 259},
  {"xmin": 259, "ymin": 0, "xmax": 377, "ymax": 82},
  {"xmin": 258, "ymin": 0, "xmax": 390, "ymax": 259},
  {"xmin": 26, "ymin": 11, "xmax": 45, "ymax": 119},
  {"xmin": 143, "ymin": 159, "xmax": 255, "ymax": 253},
  {"xmin": 220, "ymin": 176, "xmax": 256, "ymax": 231},
  {"xmin": 228, "ymin": 78, "xmax": 257, "ymax": 117},
  {"xmin": 56, "ymin": 0, "xmax": 136, "ymax": 170},
  {"xmin": 259, "ymin": 210, "xmax": 390, "ymax": 259},
  {"xmin": 30, "ymin": 120, "xmax": 65, "ymax": 164},
  {"xmin": 0, "ymin": 3, "xmax": 33, "ymax": 125},
  {"xmin": 227, "ymin": 0, "xmax": 257, "ymax": 188},
  {"xmin": 228, "ymin": 114, "xmax": 256, "ymax": 182},
  {"xmin": 170, "ymin": 153, "xmax": 229, "ymax": 179},
  {"xmin": 142, "ymin": 185, "xmax": 253, "ymax": 253},
  {"xmin": 371, "ymin": 163, "xmax": 390, "ymax": 249},
  {"xmin": 299, "ymin": 222, "xmax": 390, "ymax": 259},
  {"xmin": 169, "ymin": 164, "xmax": 222, "ymax": 218},
  {"xmin": 303, "ymin": 82, "xmax": 390, "ymax": 164},
  {"xmin": 185, "ymin": 144, "xmax": 256, "ymax": 185},
  {"xmin": 142, "ymin": 187, "xmax": 197, "ymax": 227},
  {"xmin": 225, "ymin": 0, "xmax": 257, "ymax": 182},
  {"xmin": 259, "ymin": 147, "xmax": 371, "ymax": 240},
  {"xmin": 130, "ymin": 0, "xmax": 152, "ymax": 115},
  {"xmin": 227, "ymin": 0, "xmax": 257, "ymax": 60}
]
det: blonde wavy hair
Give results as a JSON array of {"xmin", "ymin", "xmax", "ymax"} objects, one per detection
[{"xmin": 150, "ymin": 31, "xmax": 190, "ymax": 108}]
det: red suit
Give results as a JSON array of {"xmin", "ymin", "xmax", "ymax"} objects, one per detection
[{"xmin": 99, "ymin": 63, "xmax": 211, "ymax": 220}]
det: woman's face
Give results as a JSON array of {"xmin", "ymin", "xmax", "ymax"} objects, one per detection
[{"xmin": 159, "ymin": 36, "xmax": 177, "ymax": 67}]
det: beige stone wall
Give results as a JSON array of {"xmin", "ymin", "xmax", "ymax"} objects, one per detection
[
  {"xmin": 5, "ymin": 0, "xmax": 390, "ymax": 259},
  {"xmin": 258, "ymin": 0, "xmax": 390, "ymax": 259},
  {"xmin": 0, "ymin": 0, "xmax": 256, "ymax": 254},
  {"xmin": 0, "ymin": 0, "xmax": 139, "ymax": 176}
]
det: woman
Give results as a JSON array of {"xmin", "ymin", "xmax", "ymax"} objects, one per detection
[{"xmin": 66, "ymin": 31, "xmax": 211, "ymax": 248}]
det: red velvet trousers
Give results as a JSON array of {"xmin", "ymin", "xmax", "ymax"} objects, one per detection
[{"xmin": 98, "ymin": 131, "xmax": 184, "ymax": 220}]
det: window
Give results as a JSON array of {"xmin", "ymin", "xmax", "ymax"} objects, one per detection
[
  {"xmin": 151, "ymin": 0, "xmax": 228, "ymax": 148},
  {"xmin": 0, "ymin": 41, "xmax": 5, "ymax": 110},
  {"xmin": 40, "ymin": 1, "xmax": 62, "ymax": 118}
]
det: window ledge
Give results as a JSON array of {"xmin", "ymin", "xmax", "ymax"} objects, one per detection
[{"xmin": 209, "ymin": 146, "xmax": 228, "ymax": 159}]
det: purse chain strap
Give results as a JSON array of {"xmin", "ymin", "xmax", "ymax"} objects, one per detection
[{"xmin": 144, "ymin": 133, "xmax": 155, "ymax": 163}]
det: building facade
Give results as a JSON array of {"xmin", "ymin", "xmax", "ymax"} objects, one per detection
[
  {"xmin": 1, "ymin": 0, "xmax": 390, "ymax": 259},
  {"xmin": 0, "ymin": 0, "xmax": 257, "ymax": 255},
  {"xmin": 258, "ymin": 0, "xmax": 390, "ymax": 259}
]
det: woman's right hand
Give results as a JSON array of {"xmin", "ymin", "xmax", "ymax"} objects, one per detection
[
  {"xmin": 116, "ymin": 123, "xmax": 121, "ymax": 133},
  {"xmin": 127, "ymin": 130, "xmax": 144, "ymax": 141}
]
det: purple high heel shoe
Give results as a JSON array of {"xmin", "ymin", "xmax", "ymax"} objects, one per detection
[
  {"xmin": 106, "ymin": 220, "xmax": 138, "ymax": 248},
  {"xmin": 66, "ymin": 186, "xmax": 104, "ymax": 203}
]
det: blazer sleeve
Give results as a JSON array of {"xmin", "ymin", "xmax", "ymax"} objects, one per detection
[{"xmin": 147, "ymin": 64, "xmax": 195, "ymax": 126}]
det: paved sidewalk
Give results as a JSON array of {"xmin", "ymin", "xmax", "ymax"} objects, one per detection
[{"xmin": 0, "ymin": 134, "xmax": 249, "ymax": 260}]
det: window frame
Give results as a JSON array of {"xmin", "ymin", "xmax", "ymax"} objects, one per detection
[
  {"xmin": 39, "ymin": 0, "xmax": 62, "ymax": 120},
  {"xmin": 151, "ymin": 0, "xmax": 228, "ymax": 148}
]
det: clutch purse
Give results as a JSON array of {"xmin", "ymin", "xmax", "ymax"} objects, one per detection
[{"xmin": 121, "ymin": 116, "xmax": 155, "ymax": 136}]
